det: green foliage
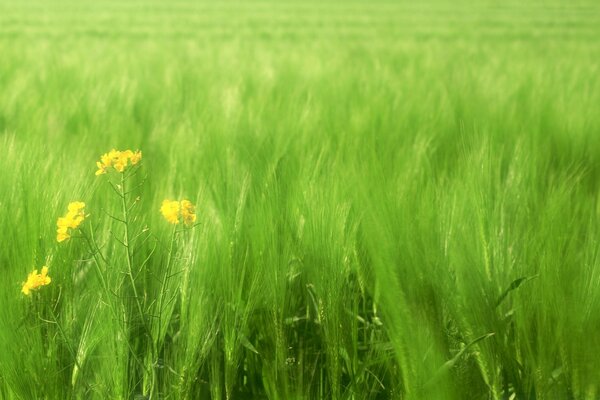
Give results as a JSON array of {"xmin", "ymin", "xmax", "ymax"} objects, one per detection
[{"xmin": 1, "ymin": 0, "xmax": 600, "ymax": 399}]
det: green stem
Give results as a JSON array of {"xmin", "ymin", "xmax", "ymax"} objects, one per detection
[
  {"xmin": 81, "ymin": 227, "xmax": 109, "ymax": 295},
  {"xmin": 45, "ymin": 305, "xmax": 87, "ymax": 390},
  {"xmin": 156, "ymin": 226, "xmax": 177, "ymax": 352},
  {"xmin": 80, "ymin": 226, "xmax": 149, "ymax": 375},
  {"xmin": 119, "ymin": 172, "xmax": 156, "ymax": 398}
]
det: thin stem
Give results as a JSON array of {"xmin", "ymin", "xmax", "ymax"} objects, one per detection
[
  {"xmin": 80, "ymin": 226, "xmax": 149, "ymax": 375},
  {"xmin": 120, "ymin": 173, "xmax": 147, "ymax": 330},
  {"xmin": 41, "ymin": 307, "xmax": 91, "ymax": 392},
  {"xmin": 119, "ymin": 172, "xmax": 157, "ymax": 398},
  {"xmin": 156, "ymin": 225, "xmax": 177, "ymax": 355},
  {"xmin": 81, "ymin": 228, "xmax": 109, "ymax": 296},
  {"xmin": 89, "ymin": 222, "xmax": 110, "ymax": 265}
]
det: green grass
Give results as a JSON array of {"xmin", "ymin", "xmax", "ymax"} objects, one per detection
[{"xmin": 1, "ymin": 0, "xmax": 600, "ymax": 399}]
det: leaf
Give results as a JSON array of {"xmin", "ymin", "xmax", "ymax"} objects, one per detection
[
  {"xmin": 424, "ymin": 332, "xmax": 495, "ymax": 388},
  {"xmin": 495, "ymin": 275, "xmax": 538, "ymax": 307},
  {"xmin": 239, "ymin": 333, "xmax": 259, "ymax": 355}
]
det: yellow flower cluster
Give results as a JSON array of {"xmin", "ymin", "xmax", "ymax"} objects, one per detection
[
  {"xmin": 21, "ymin": 266, "xmax": 51, "ymax": 295},
  {"xmin": 95, "ymin": 149, "xmax": 142, "ymax": 175},
  {"xmin": 57, "ymin": 201, "xmax": 86, "ymax": 242},
  {"xmin": 21, "ymin": 148, "xmax": 201, "ymax": 297},
  {"xmin": 160, "ymin": 199, "xmax": 197, "ymax": 226}
]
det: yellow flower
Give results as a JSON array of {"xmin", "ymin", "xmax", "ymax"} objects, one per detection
[
  {"xmin": 113, "ymin": 160, "xmax": 126, "ymax": 172},
  {"xmin": 21, "ymin": 266, "xmax": 51, "ymax": 295},
  {"xmin": 130, "ymin": 150, "xmax": 142, "ymax": 165},
  {"xmin": 160, "ymin": 200, "xmax": 180, "ymax": 224},
  {"xmin": 68, "ymin": 201, "xmax": 85, "ymax": 212},
  {"xmin": 95, "ymin": 149, "xmax": 142, "ymax": 175},
  {"xmin": 160, "ymin": 199, "xmax": 197, "ymax": 226},
  {"xmin": 96, "ymin": 150, "xmax": 115, "ymax": 175},
  {"xmin": 57, "ymin": 201, "xmax": 86, "ymax": 242},
  {"xmin": 57, "ymin": 231, "xmax": 70, "ymax": 243},
  {"xmin": 101, "ymin": 152, "xmax": 113, "ymax": 166},
  {"xmin": 95, "ymin": 161, "xmax": 107, "ymax": 176},
  {"xmin": 180, "ymin": 200, "xmax": 197, "ymax": 226}
]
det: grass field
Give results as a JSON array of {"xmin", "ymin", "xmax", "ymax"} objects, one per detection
[{"xmin": 1, "ymin": 1, "xmax": 600, "ymax": 399}]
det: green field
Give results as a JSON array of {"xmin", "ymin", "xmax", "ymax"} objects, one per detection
[{"xmin": 1, "ymin": 1, "xmax": 600, "ymax": 399}]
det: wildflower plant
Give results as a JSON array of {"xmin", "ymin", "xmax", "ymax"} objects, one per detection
[
  {"xmin": 92, "ymin": 148, "xmax": 158, "ymax": 393},
  {"xmin": 22, "ymin": 148, "xmax": 198, "ymax": 399}
]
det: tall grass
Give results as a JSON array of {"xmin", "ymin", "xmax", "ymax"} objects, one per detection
[{"xmin": 1, "ymin": 1, "xmax": 599, "ymax": 399}]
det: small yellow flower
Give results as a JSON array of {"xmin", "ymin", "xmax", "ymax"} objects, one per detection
[
  {"xmin": 68, "ymin": 202, "xmax": 85, "ymax": 212},
  {"xmin": 56, "ymin": 225, "xmax": 70, "ymax": 242},
  {"xmin": 57, "ymin": 201, "xmax": 86, "ymax": 242},
  {"xmin": 101, "ymin": 152, "xmax": 113, "ymax": 166},
  {"xmin": 57, "ymin": 231, "xmax": 70, "ymax": 242},
  {"xmin": 95, "ymin": 161, "xmax": 107, "ymax": 176},
  {"xmin": 160, "ymin": 199, "xmax": 197, "ymax": 226},
  {"xmin": 130, "ymin": 150, "xmax": 142, "ymax": 165},
  {"xmin": 22, "ymin": 266, "xmax": 51, "ymax": 295},
  {"xmin": 160, "ymin": 200, "xmax": 180, "ymax": 224},
  {"xmin": 180, "ymin": 200, "xmax": 197, "ymax": 226},
  {"xmin": 96, "ymin": 151, "xmax": 115, "ymax": 175},
  {"xmin": 95, "ymin": 149, "xmax": 142, "ymax": 176},
  {"xmin": 113, "ymin": 160, "xmax": 126, "ymax": 172}
]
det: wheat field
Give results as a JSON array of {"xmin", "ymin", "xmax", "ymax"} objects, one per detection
[{"xmin": 0, "ymin": 1, "xmax": 599, "ymax": 399}]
